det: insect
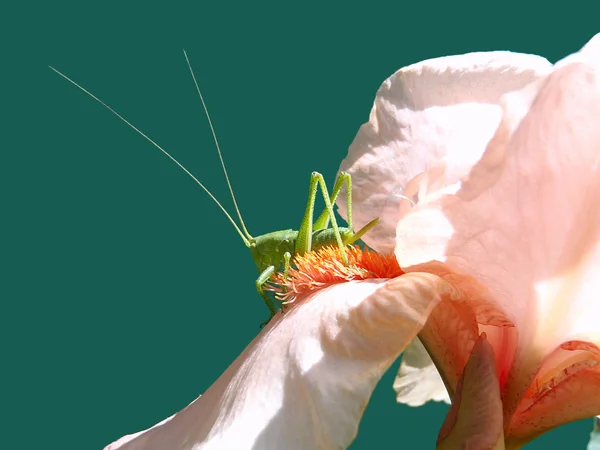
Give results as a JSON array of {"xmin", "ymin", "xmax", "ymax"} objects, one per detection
[{"xmin": 50, "ymin": 51, "xmax": 379, "ymax": 326}]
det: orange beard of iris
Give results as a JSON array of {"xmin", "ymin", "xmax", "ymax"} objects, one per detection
[{"xmin": 266, "ymin": 245, "xmax": 404, "ymax": 303}]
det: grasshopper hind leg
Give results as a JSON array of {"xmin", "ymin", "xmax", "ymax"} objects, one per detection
[
  {"xmin": 313, "ymin": 171, "xmax": 352, "ymax": 231},
  {"xmin": 296, "ymin": 172, "xmax": 349, "ymax": 265}
]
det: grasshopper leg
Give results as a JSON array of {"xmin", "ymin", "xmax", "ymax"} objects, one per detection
[
  {"xmin": 296, "ymin": 172, "xmax": 348, "ymax": 265},
  {"xmin": 313, "ymin": 171, "xmax": 352, "ymax": 231},
  {"xmin": 256, "ymin": 265, "xmax": 277, "ymax": 327},
  {"xmin": 280, "ymin": 251, "xmax": 292, "ymax": 312},
  {"xmin": 283, "ymin": 251, "xmax": 291, "ymax": 284}
]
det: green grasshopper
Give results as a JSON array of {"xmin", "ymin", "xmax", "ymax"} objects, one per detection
[{"xmin": 50, "ymin": 51, "xmax": 379, "ymax": 326}]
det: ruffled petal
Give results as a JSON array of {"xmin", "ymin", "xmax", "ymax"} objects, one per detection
[
  {"xmin": 397, "ymin": 33, "xmax": 600, "ymax": 351},
  {"xmin": 104, "ymin": 274, "xmax": 454, "ymax": 450},
  {"xmin": 393, "ymin": 337, "xmax": 450, "ymax": 406},
  {"xmin": 395, "ymin": 33, "xmax": 600, "ymax": 425},
  {"xmin": 337, "ymin": 52, "xmax": 551, "ymax": 254},
  {"xmin": 507, "ymin": 341, "xmax": 600, "ymax": 442}
]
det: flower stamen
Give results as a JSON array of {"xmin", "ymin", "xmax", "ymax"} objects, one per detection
[{"xmin": 266, "ymin": 245, "xmax": 404, "ymax": 303}]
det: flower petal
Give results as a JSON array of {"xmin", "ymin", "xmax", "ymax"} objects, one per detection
[
  {"xmin": 393, "ymin": 337, "xmax": 450, "ymax": 406},
  {"xmin": 436, "ymin": 333, "xmax": 505, "ymax": 450},
  {"xmin": 104, "ymin": 274, "xmax": 454, "ymax": 450},
  {"xmin": 507, "ymin": 341, "xmax": 600, "ymax": 441},
  {"xmin": 337, "ymin": 52, "xmax": 551, "ymax": 253},
  {"xmin": 395, "ymin": 33, "xmax": 600, "ymax": 422}
]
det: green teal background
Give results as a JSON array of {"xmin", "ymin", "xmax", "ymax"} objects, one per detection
[{"xmin": 3, "ymin": 2, "xmax": 599, "ymax": 449}]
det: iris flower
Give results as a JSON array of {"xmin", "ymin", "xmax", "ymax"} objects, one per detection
[
  {"xmin": 342, "ymin": 34, "xmax": 600, "ymax": 448},
  {"xmin": 105, "ymin": 35, "xmax": 600, "ymax": 449}
]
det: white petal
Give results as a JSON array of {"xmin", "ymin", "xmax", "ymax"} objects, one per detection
[
  {"xmin": 337, "ymin": 52, "xmax": 551, "ymax": 254},
  {"xmin": 393, "ymin": 338, "xmax": 450, "ymax": 406},
  {"xmin": 553, "ymin": 33, "xmax": 600, "ymax": 71},
  {"xmin": 104, "ymin": 274, "xmax": 452, "ymax": 450},
  {"xmin": 396, "ymin": 33, "xmax": 600, "ymax": 357}
]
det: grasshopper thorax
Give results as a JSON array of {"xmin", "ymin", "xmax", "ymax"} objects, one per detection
[
  {"xmin": 249, "ymin": 227, "xmax": 356, "ymax": 274},
  {"xmin": 249, "ymin": 229, "xmax": 298, "ymax": 273}
]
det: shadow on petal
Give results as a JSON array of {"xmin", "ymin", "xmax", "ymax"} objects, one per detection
[{"xmin": 437, "ymin": 333, "xmax": 505, "ymax": 450}]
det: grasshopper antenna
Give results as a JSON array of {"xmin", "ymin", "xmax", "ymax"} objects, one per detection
[
  {"xmin": 49, "ymin": 65, "xmax": 251, "ymax": 247},
  {"xmin": 183, "ymin": 50, "xmax": 253, "ymax": 241}
]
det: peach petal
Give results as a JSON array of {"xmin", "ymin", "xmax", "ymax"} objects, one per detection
[
  {"xmin": 437, "ymin": 333, "xmax": 505, "ymax": 450},
  {"xmin": 507, "ymin": 364, "xmax": 600, "ymax": 443},
  {"xmin": 395, "ymin": 35, "xmax": 600, "ymax": 424},
  {"xmin": 337, "ymin": 52, "xmax": 551, "ymax": 254},
  {"xmin": 104, "ymin": 274, "xmax": 454, "ymax": 450}
]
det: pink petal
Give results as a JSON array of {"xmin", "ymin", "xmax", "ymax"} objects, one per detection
[
  {"xmin": 337, "ymin": 52, "xmax": 551, "ymax": 254},
  {"xmin": 507, "ymin": 341, "xmax": 600, "ymax": 441},
  {"xmin": 436, "ymin": 333, "xmax": 505, "ymax": 450},
  {"xmin": 395, "ymin": 33, "xmax": 600, "ymax": 426},
  {"xmin": 104, "ymin": 274, "xmax": 452, "ymax": 450}
]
